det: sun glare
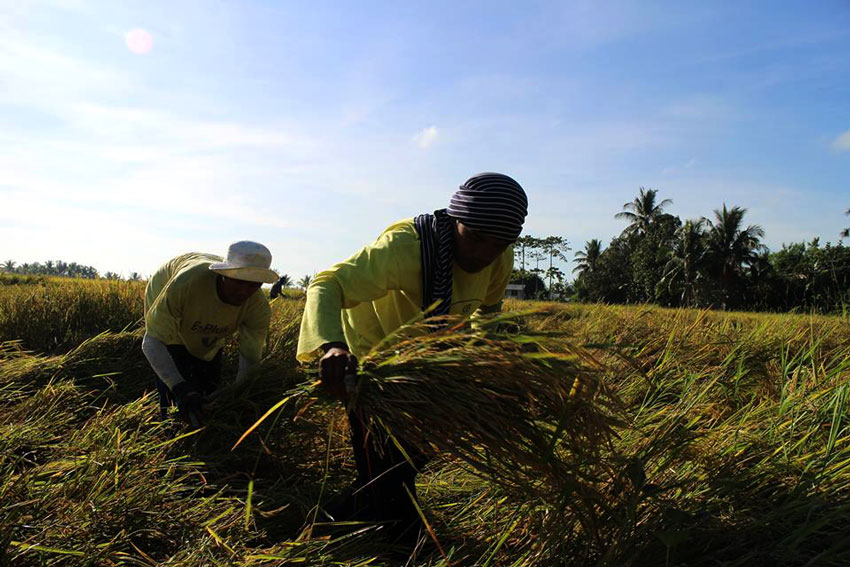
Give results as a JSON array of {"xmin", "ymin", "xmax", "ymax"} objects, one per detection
[{"xmin": 125, "ymin": 28, "xmax": 153, "ymax": 54}]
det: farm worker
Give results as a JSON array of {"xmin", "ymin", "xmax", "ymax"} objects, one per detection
[
  {"xmin": 142, "ymin": 241, "xmax": 278, "ymax": 423},
  {"xmin": 297, "ymin": 172, "xmax": 528, "ymax": 544},
  {"xmin": 269, "ymin": 274, "xmax": 290, "ymax": 299}
]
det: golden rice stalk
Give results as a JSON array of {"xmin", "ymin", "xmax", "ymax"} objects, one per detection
[{"xmin": 347, "ymin": 313, "xmax": 625, "ymax": 498}]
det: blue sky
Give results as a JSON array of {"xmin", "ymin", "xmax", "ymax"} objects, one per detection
[{"xmin": 1, "ymin": 0, "xmax": 849, "ymax": 278}]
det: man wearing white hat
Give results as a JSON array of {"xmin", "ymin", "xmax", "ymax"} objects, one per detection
[{"xmin": 142, "ymin": 241, "xmax": 278, "ymax": 422}]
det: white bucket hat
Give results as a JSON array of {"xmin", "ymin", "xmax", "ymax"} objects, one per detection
[{"xmin": 209, "ymin": 241, "xmax": 279, "ymax": 284}]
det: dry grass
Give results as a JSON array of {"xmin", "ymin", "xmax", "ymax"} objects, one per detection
[{"xmin": 1, "ymin": 283, "xmax": 850, "ymax": 566}]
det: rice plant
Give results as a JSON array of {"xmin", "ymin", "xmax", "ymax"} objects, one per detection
[{"xmin": 2, "ymin": 281, "xmax": 850, "ymax": 565}]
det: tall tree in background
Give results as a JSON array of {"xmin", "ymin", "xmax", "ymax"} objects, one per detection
[
  {"xmin": 513, "ymin": 235, "xmax": 542, "ymax": 296},
  {"xmin": 511, "ymin": 235, "xmax": 571, "ymax": 299},
  {"xmin": 527, "ymin": 243, "xmax": 547, "ymax": 298},
  {"xmin": 660, "ymin": 219, "xmax": 707, "ymax": 307},
  {"xmin": 615, "ymin": 187, "xmax": 672, "ymax": 236},
  {"xmin": 630, "ymin": 212, "xmax": 681, "ymax": 303},
  {"xmin": 540, "ymin": 236, "xmax": 570, "ymax": 298},
  {"xmin": 841, "ymin": 208, "xmax": 849, "ymax": 239},
  {"xmin": 515, "ymin": 235, "xmax": 537, "ymax": 275},
  {"xmin": 744, "ymin": 249, "xmax": 777, "ymax": 310},
  {"xmin": 2, "ymin": 260, "xmax": 15, "ymax": 272},
  {"xmin": 298, "ymin": 274, "xmax": 313, "ymax": 290},
  {"xmin": 704, "ymin": 204, "xmax": 764, "ymax": 308},
  {"xmin": 573, "ymin": 239, "xmax": 602, "ymax": 276},
  {"xmin": 574, "ymin": 236, "xmax": 633, "ymax": 303}
]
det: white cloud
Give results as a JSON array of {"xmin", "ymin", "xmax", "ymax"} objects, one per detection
[
  {"xmin": 832, "ymin": 130, "xmax": 850, "ymax": 151},
  {"xmin": 66, "ymin": 102, "xmax": 306, "ymax": 152},
  {"xmin": 665, "ymin": 96, "xmax": 730, "ymax": 121},
  {"xmin": 413, "ymin": 125, "xmax": 439, "ymax": 149},
  {"xmin": 0, "ymin": 32, "xmax": 133, "ymax": 106},
  {"xmin": 662, "ymin": 158, "xmax": 697, "ymax": 175}
]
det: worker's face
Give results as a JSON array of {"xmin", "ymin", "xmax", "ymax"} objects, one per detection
[
  {"xmin": 217, "ymin": 275, "xmax": 262, "ymax": 306},
  {"xmin": 453, "ymin": 220, "xmax": 513, "ymax": 273}
]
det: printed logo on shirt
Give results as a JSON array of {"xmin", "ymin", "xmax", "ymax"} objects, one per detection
[
  {"xmin": 452, "ymin": 299, "xmax": 481, "ymax": 315},
  {"xmin": 190, "ymin": 321, "xmax": 231, "ymax": 335}
]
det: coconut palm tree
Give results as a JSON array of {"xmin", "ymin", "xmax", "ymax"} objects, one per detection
[
  {"xmin": 2, "ymin": 260, "xmax": 15, "ymax": 272},
  {"xmin": 573, "ymin": 239, "xmax": 602, "ymax": 275},
  {"xmin": 703, "ymin": 204, "xmax": 765, "ymax": 307},
  {"xmin": 660, "ymin": 219, "xmax": 707, "ymax": 306},
  {"xmin": 298, "ymin": 274, "xmax": 313, "ymax": 290},
  {"xmin": 615, "ymin": 187, "xmax": 672, "ymax": 236}
]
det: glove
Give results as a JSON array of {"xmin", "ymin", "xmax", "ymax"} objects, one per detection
[{"xmin": 171, "ymin": 382, "xmax": 204, "ymax": 416}]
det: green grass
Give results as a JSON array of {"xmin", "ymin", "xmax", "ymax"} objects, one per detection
[{"xmin": 1, "ymin": 283, "xmax": 849, "ymax": 565}]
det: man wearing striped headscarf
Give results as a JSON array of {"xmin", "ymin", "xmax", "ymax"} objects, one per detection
[{"xmin": 297, "ymin": 172, "xmax": 528, "ymax": 546}]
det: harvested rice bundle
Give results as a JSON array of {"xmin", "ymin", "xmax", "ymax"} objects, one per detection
[{"xmin": 346, "ymin": 314, "xmax": 625, "ymax": 497}]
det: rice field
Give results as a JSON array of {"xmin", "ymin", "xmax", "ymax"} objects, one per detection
[{"xmin": 2, "ymin": 277, "xmax": 850, "ymax": 566}]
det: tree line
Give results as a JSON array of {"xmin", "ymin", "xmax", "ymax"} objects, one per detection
[
  {"xmin": 5, "ymin": 199, "xmax": 849, "ymax": 312},
  {"xmin": 510, "ymin": 236, "xmax": 571, "ymax": 300},
  {"xmin": 571, "ymin": 188, "xmax": 850, "ymax": 312},
  {"xmin": 0, "ymin": 260, "xmax": 145, "ymax": 281},
  {"xmin": 3, "ymin": 259, "xmax": 100, "ymax": 279}
]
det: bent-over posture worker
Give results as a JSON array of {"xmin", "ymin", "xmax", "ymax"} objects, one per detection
[
  {"xmin": 143, "ymin": 241, "xmax": 278, "ymax": 423},
  {"xmin": 296, "ymin": 172, "xmax": 528, "ymax": 545}
]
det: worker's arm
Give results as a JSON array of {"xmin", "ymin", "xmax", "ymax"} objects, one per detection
[
  {"xmin": 234, "ymin": 355, "xmax": 256, "ymax": 383},
  {"xmin": 143, "ymin": 277, "xmax": 188, "ymax": 391},
  {"xmin": 297, "ymin": 226, "xmax": 417, "ymax": 395},
  {"xmin": 296, "ymin": 228, "xmax": 414, "ymax": 361},
  {"xmin": 143, "ymin": 278, "xmax": 207, "ymax": 417},
  {"xmin": 141, "ymin": 333, "xmax": 204, "ymax": 417},
  {"xmin": 141, "ymin": 333, "xmax": 185, "ymax": 390}
]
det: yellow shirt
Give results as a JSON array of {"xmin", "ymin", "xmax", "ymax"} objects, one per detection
[
  {"xmin": 144, "ymin": 253, "xmax": 271, "ymax": 362},
  {"xmin": 297, "ymin": 218, "xmax": 513, "ymax": 362}
]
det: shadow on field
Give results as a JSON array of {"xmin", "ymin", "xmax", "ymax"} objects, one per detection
[
  {"xmin": 181, "ymin": 387, "xmax": 357, "ymax": 544},
  {"xmin": 603, "ymin": 454, "xmax": 850, "ymax": 567}
]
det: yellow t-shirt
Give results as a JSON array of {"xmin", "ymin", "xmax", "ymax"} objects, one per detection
[
  {"xmin": 144, "ymin": 253, "xmax": 271, "ymax": 362},
  {"xmin": 297, "ymin": 218, "xmax": 513, "ymax": 362}
]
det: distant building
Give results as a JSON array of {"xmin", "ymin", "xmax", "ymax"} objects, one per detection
[{"xmin": 504, "ymin": 283, "xmax": 526, "ymax": 300}]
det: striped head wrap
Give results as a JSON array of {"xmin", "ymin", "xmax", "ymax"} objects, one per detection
[
  {"xmin": 447, "ymin": 172, "xmax": 528, "ymax": 242},
  {"xmin": 414, "ymin": 172, "xmax": 527, "ymax": 319}
]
